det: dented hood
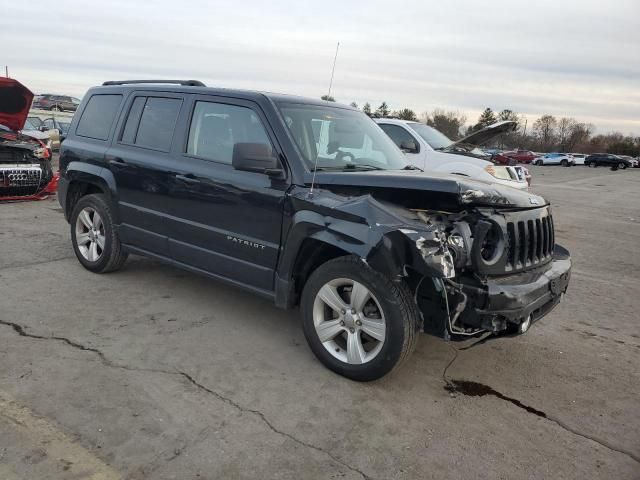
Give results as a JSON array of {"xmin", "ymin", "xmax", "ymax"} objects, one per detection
[
  {"xmin": 447, "ymin": 120, "xmax": 517, "ymax": 149},
  {"xmin": 0, "ymin": 78, "xmax": 34, "ymax": 132},
  {"xmin": 310, "ymin": 170, "xmax": 546, "ymax": 209}
]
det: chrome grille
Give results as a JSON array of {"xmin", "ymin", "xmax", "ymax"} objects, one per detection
[{"xmin": 1, "ymin": 166, "xmax": 43, "ymax": 197}]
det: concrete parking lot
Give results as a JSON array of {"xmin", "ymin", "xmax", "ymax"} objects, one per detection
[{"xmin": 0, "ymin": 165, "xmax": 638, "ymax": 479}]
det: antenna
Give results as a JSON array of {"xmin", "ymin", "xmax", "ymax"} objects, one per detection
[
  {"xmin": 326, "ymin": 42, "xmax": 340, "ymax": 99},
  {"xmin": 310, "ymin": 42, "xmax": 340, "ymax": 198}
]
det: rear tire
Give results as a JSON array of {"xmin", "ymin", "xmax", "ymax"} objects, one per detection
[
  {"xmin": 70, "ymin": 194, "xmax": 128, "ymax": 273},
  {"xmin": 561, "ymin": 159, "xmax": 568, "ymax": 167},
  {"xmin": 300, "ymin": 256, "xmax": 419, "ymax": 381}
]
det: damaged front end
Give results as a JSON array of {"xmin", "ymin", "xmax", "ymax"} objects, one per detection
[
  {"xmin": 1, "ymin": 133, "xmax": 58, "ymax": 201},
  {"xmin": 288, "ymin": 171, "xmax": 571, "ymax": 340},
  {"xmin": 0, "ymin": 77, "xmax": 58, "ymax": 201}
]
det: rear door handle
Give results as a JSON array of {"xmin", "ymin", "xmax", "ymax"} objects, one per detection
[{"xmin": 175, "ymin": 173, "xmax": 200, "ymax": 184}]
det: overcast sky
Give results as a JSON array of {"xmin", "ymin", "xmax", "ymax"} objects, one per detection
[{"xmin": 3, "ymin": 0, "xmax": 639, "ymax": 133}]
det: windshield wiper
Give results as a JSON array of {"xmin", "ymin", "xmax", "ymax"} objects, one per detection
[{"xmin": 341, "ymin": 164, "xmax": 384, "ymax": 171}]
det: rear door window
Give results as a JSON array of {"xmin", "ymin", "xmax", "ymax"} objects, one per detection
[
  {"xmin": 120, "ymin": 96, "xmax": 182, "ymax": 152},
  {"xmin": 76, "ymin": 94, "xmax": 123, "ymax": 141}
]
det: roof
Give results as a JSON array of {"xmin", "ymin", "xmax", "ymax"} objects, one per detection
[{"xmin": 92, "ymin": 81, "xmax": 358, "ymax": 110}]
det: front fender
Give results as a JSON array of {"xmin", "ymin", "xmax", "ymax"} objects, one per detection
[{"xmin": 275, "ymin": 188, "xmax": 455, "ymax": 307}]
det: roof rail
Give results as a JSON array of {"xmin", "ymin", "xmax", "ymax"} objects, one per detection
[{"xmin": 102, "ymin": 79, "xmax": 206, "ymax": 87}]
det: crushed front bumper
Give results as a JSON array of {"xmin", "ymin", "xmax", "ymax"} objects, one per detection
[{"xmin": 453, "ymin": 245, "xmax": 571, "ymax": 334}]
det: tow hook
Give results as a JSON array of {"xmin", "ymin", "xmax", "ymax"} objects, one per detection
[{"xmin": 518, "ymin": 315, "xmax": 532, "ymax": 334}]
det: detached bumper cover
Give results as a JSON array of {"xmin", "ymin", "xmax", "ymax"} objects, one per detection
[{"xmin": 476, "ymin": 245, "xmax": 571, "ymax": 324}]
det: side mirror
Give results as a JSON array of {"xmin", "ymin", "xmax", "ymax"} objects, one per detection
[
  {"xmin": 59, "ymin": 134, "xmax": 66, "ymax": 142},
  {"xmin": 400, "ymin": 140, "xmax": 418, "ymax": 154},
  {"xmin": 232, "ymin": 143, "xmax": 282, "ymax": 176}
]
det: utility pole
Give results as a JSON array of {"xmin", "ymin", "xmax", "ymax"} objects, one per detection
[
  {"xmin": 326, "ymin": 42, "xmax": 340, "ymax": 99},
  {"xmin": 4, "ymin": 66, "xmax": 8, "ymax": 77}
]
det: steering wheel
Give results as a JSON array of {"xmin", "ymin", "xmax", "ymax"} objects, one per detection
[{"xmin": 336, "ymin": 151, "xmax": 355, "ymax": 162}]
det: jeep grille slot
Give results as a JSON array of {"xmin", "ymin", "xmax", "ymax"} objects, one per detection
[{"xmin": 505, "ymin": 212, "xmax": 554, "ymax": 272}]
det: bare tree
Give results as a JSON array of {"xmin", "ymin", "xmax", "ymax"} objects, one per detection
[
  {"xmin": 533, "ymin": 115, "xmax": 558, "ymax": 150},
  {"xmin": 362, "ymin": 102, "xmax": 372, "ymax": 116}
]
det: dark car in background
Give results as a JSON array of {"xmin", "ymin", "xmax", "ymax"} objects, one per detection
[
  {"xmin": 585, "ymin": 153, "xmax": 633, "ymax": 169},
  {"xmin": 493, "ymin": 148, "xmax": 536, "ymax": 165},
  {"xmin": 32, "ymin": 94, "xmax": 81, "ymax": 112}
]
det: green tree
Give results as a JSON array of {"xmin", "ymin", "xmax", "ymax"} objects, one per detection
[
  {"xmin": 395, "ymin": 108, "xmax": 418, "ymax": 121},
  {"xmin": 321, "ymin": 95, "xmax": 335, "ymax": 102},
  {"xmin": 349, "ymin": 102, "xmax": 358, "ymax": 109},
  {"xmin": 476, "ymin": 108, "xmax": 497, "ymax": 129},
  {"xmin": 362, "ymin": 102, "xmax": 372, "ymax": 116},
  {"xmin": 423, "ymin": 109, "xmax": 467, "ymax": 140},
  {"xmin": 375, "ymin": 102, "xmax": 390, "ymax": 118}
]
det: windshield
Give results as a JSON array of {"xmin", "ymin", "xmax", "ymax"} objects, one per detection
[
  {"xmin": 407, "ymin": 123, "xmax": 453, "ymax": 150},
  {"xmin": 23, "ymin": 118, "xmax": 41, "ymax": 130},
  {"xmin": 278, "ymin": 103, "xmax": 408, "ymax": 171}
]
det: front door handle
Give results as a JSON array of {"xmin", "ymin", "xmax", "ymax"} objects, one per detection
[
  {"xmin": 175, "ymin": 173, "xmax": 200, "ymax": 184},
  {"xmin": 107, "ymin": 157, "xmax": 127, "ymax": 166}
]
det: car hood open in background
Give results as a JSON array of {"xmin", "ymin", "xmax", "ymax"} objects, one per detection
[
  {"xmin": 0, "ymin": 78, "xmax": 33, "ymax": 132},
  {"xmin": 444, "ymin": 120, "xmax": 517, "ymax": 151}
]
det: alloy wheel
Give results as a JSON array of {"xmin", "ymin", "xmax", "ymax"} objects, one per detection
[
  {"xmin": 75, "ymin": 207, "xmax": 105, "ymax": 262},
  {"xmin": 312, "ymin": 278, "xmax": 386, "ymax": 365}
]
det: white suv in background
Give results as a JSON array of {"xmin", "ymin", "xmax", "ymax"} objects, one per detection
[{"xmin": 376, "ymin": 119, "xmax": 530, "ymax": 190}]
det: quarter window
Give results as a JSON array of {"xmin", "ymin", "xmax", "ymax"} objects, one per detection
[
  {"xmin": 187, "ymin": 101, "xmax": 272, "ymax": 164},
  {"xmin": 76, "ymin": 94, "xmax": 123, "ymax": 141}
]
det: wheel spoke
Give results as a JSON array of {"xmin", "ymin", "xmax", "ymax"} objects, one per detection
[
  {"xmin": 318, "ymin": 284, "xmax": 347, "ymax": 314},
  {"xmin": 316, "ymin": 319, "xmax": 344, "ymax": 343},
  {"xmin": 89, "ymin": 241, "xmax": 98, "ymax": 261},
  {"xmin": 349, "ymin": 281, "xmax": 370, "ymax": 312},
  {"xmin": 79, "ymin": 210, "xmax": 92, "ymax": 229},
  {"xmin": 93, "ymin": 212, "xmax": 102, "ymax": 229},
  {"xmin": 360, "ymin": 317, "xmax": 386, "ymax": 342},
  {"xmin": 96, "ymin": 234, "xmax": 106, "ymax": 250},
  {"xmin": 76, "ymin": 232, "xmax": 91, "ymax": 246},
  {"xmin": 346, "ymin": 331, "xmax": 366, "ymax": 364}
]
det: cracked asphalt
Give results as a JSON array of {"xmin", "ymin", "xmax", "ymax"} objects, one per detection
[{"xmin": 1, "ymin": 165, "xmax": 639, "ymax": 479}]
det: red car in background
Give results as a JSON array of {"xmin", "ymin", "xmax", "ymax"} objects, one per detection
[
  {"xmin": 493, "ymin": 149, "xmax": 536, "ymax": 165},
  {"xmin": 1, "ymin": 78, "xmax": 59, "ymax": 201}
]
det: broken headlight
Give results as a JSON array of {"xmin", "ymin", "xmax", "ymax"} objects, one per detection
[{"xmin": 447, "ymin": 233, "xmax": 468, "ymax": 269}]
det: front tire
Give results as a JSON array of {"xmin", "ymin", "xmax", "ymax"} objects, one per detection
[
  {"xmin": 588, "ymin": 161, "xmax": 597, "ymax": 168},
  {"xmin": 618, "ymin": 162, "xmax": 627, "ymax": 169},
  {"xmin": 561, "ymin": 159, "xmax": 568, "ymax": 167},
  {"xmin": 301, "ymin": 256, "xmax": 419, "ymax": 381},
  {"xmin": 70, "ymin": 194, "xmax": 128, "ymax": 273}
]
